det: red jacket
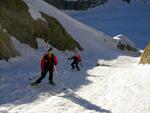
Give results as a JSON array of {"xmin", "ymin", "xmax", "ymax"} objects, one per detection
[
  {"xmin": 69, "ymin": 53, "xmax": 81, "ymax": 62},
  {"xmin": 40, "ymin": 54, "xmax": 58, "ymax": 71},
  {"xmin": 75, "ymin": 53, "xmax": 81, "ymax": 62}
]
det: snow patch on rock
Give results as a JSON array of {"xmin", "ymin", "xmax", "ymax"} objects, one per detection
[
  {"xmin": 113, "ymin": 34, "xmax": 138, "ymax": 52},
  {"xmin": 25, "ymin": 1, "xmax": 46, "ymax": 21}
]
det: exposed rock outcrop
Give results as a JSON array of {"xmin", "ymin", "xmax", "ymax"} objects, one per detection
[
  {"xmin": 140, "ymin": 42, "xmax": 150, "ymax": 64},
  {"xmin": 0, "ymin": 30, "xmax": 19, "ymax": 60},
  {"xmin": 0, "ymin": 0, "xmax": 82, "ymax": 60},
  {"xmin": 0, "ymin": 0, "xmax": 37, "ymax": 48},
  {"xmin": 33, "ymin": 13, "xmax": 82, "ymax": 51},
  {"xmin": 43, "ymin": 0, "xmax": 108, "ymax": 10},
  {"xmin": 113, "ymin": 34, "xmax": 138, "ymax": 52},
  {"xmin": 43, "ymin": 0, "xmax": 148, "ymax": 10}
]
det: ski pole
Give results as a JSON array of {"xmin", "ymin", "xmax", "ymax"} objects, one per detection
[{"xmin": 54, "ymin": 66, "xmax": 58, "ymax": 74}]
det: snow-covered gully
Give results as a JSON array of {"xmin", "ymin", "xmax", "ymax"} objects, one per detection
[
  {"xmin": 0, "ymin": 39, "xmax": 150, "ymax": 113},
  {"xmin": 0, "ymin": 0, "xmax": 150, "ymax": 113}
]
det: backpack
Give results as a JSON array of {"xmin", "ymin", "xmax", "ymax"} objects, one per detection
[{"xmin": 44, "ymin": 54, "xmax": 55, "ymax": 68}]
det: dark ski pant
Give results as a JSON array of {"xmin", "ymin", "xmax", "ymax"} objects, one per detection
[
  {"xmin": 71, "ymin": 60, "xmax": 80, "ymax": 71},
  {"xmin": 35, "ymin": 69, "xmax": 53, "ymax": 83}
]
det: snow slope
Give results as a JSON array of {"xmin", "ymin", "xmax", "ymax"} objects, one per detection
[
  {"xmin": 87, "ymin": 56, "xmax": 150, "ymax": 113},
  {"xmin": 0, "ymin": 38, "xmax": 150, "ymax": 113},
  {"xmin": 0, "ymin": 0, "xmax": 149, "ymax": 113},
  {"xmin": 66, "ymin": 0, "xmax": 150, "ymax": 49},
  {"xmin": 24, "ymin": 0, "xmax": 116, "ymax": 52}
]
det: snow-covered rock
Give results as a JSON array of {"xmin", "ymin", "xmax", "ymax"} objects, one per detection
[
  {"xmin": 113, "ymin": 34, "xmax": 138, "ymax": 52},
  {"xmin": 0, "ymin": 0, "xmax": 82, "ymax": 60},
  {"xmin": 24, "ymin": 0, "xmax": 119, "ymax": 53}
]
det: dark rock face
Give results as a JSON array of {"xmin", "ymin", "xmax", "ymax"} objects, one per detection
[
  {"xmin": 122, "ymin": 0, "xmax": 148, "ymax": 3},
  {"xmin": 0, "ymin": 0, "xmax": 37, "ymax": 48},
  {"xmin": 122, "ymin": 0, "xmax": 131, "ymax": 3},
  {"xmin": 0, "ymin": 30, "xmax": 19, "ymax": 60},
  {"xmin": 43, "ymin": 0, "xmax": 108, "ymax": 10},
  {"xmin": 140, "ymin": 42, "xmax": 150, "ymax": 64},
  {"xmin": 117, "ymin": 42, "xmax": 137, "ymax": 52},
  {"xmin": 113, "ymin": 35, "xmax": 138, "ymax": 52},
  {"xmin": 43, "ymin": 0, "xmax": 149, "ymax": 10},
  {"xmin": 34, "ymin": 13, "xmax": 83, "ymax": 51},
  {"xmin": 0, "ymin": 0, "xmax": 82, "ymax": 59}
]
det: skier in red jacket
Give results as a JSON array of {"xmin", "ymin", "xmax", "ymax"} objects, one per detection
[
  {"xmin": 68, "ymin": 51, "xmax": 81, "ymax": 71},
  {"xmin": 31, "ymin": 47, "xmax": 58, "ymax": 86}
]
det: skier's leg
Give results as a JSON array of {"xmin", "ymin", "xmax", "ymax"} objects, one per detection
[
  {"xmin": 49, "ymin": 69, "xmax": 53, "ymax": 82},
  {"xmin": 75, "ymin": 62, "xmax": 80, "ymax": 71},
  {"xmin": 49, "ymin": 69, "xmax": 55, "ymax": 85},
  {"xmin": 35, "ymin": 70, "xmax": 48, "ymax": 83},
  {"xmin": 71, "ymin": 61, "xmax": 75, "ymax": 70}
]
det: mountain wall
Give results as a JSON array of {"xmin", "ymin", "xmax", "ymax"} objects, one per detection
[
  {"xmin": 0, "ymin": 0, "xmax": 82, "ymax": 60},
  {"xmin": 0, "ymin": 30, "xmax": 19, "ymax": 60},
  {"xmin": 43, "ymin": 0, "xmax": 148, "ymax": 10},
  {"xmin": 43, "ymin": 0, "xmax": 108, "ymax": 10}
]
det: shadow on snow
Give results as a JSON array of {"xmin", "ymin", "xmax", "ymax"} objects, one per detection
[{"xmin": 0, "ymin": 49, "xmax": 139, "ymax": 112}]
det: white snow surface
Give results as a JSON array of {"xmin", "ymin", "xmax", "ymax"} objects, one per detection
[
  {"xmin": 0, "ymin": 38, "xmax": 150, "ymax": 113},
  {"xmin": 0, "ymin": 0, "xmax": 149, "ymax": 113},
  {"xmin": 65, "ymin": 0, "xmax": 150, "ymax": 49}
]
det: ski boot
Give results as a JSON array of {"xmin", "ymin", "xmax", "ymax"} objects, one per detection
[
  {"xmin": 30, "ymin": 82, "xmax": 39, "ymax": 86},
  {"xmin": 49, "ymin": 81, "xmax": 56, "ymax": 85}
]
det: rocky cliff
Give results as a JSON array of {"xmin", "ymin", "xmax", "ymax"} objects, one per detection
[
  {"xmin": 43, "ymin": 0, "xmax": 148, "ymax": 10},
  {"xmin": 0, "ymin": 0, "xmax": 82, "ymax": 60},
  {"xmin": 140, "ymin": 42, "xmax": 150, "ymax": 64}
]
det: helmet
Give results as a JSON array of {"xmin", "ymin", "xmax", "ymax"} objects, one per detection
[
  {"xmin": 48, "ymin": 47, "xmax": 53, "ymax": 52},
  {"xmin": 74, "ymin": 48, "xmax": 79, "ymax": 53}
]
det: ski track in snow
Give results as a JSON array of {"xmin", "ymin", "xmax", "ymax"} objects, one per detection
[
  {"xmin": 0, "ymin": 39, "xmax": 113, "ymax": 113},
  {"xmin": 0, "ymin": 39, "xmax": 150, "ymax": 113}
]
